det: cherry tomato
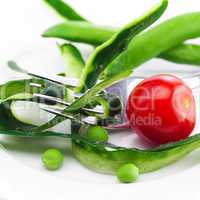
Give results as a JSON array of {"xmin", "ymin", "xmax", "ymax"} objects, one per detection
[{"xmin": 126, "ymin": 74, "xmax": 196, "ymax": 144}]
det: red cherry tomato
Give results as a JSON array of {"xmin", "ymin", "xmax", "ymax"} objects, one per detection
[{"xmin": 126, "ymin": 74, "xmax": 196, "ymax": 144}]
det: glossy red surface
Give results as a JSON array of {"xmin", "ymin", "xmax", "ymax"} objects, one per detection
[{"xmin": 126, "ymin": 74, "xmax": 196, "ymax": 144}]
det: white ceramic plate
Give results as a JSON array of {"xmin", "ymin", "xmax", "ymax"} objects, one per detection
[{"xmin": 1, "ymin": 43, "xmax": 200, "ymax": 190}]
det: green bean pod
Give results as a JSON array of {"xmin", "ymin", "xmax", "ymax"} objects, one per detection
[
  {"xmin": 43, "ymin": 0, "xmax": 87, "ymax": 21},
  {"xmin": 43, "ymin": 15, "xmax": 200, "ymax": 67},
  {"xmin": 160, "ymin": 44, "xmax": 200, "ymax": 65},
  {"xmin": 72, "ymin": 133, "xmax": 200, "ymax": 174},
  {"xmin": 77, "ymin": 0, "xmax": 168, "ymax": 91},
  {"xmin": 105, "ymin": 12, "xmax": 200, "ymax": 78},
  {"xmin": 43, "ymin": 21, "xmax": 116, "ymax": 46}
]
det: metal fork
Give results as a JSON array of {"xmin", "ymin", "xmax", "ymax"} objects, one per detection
[{"xmin": 9, "ymin": 61, "xmax": 200, "ymax": 130}]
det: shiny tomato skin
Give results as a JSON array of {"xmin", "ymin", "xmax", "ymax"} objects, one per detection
[{"xmin": 126, "ymin": 74, "xmax": 196, "ymax": 144}]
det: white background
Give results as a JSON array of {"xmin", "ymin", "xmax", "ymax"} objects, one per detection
[{"xmin": 0, "ymin": 0, "xmax": 200, "ymax": 200}]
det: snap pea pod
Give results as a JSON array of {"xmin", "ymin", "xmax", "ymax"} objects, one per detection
[
  {"xmin": 159, "ymin": 43, "xmax": 200, "ymax": 65},
  {"xmin": 43, "ymin": 0, "xmax": 87, "ymax": 21},
  {"xmin": 43, "ymin": 16, "xmax": 200, "ymax": 67},
  {"xmin": 105, "ymin": 12, "xmax": 200, "ymax": 78},
  {"xmin": 42, "ymin": 21, "xmax": 116, "ymax": 46},
  {"xmin": 59, "ymin": 43, "xmax": 85, "ymax": 78},
  {"xmin": 72, "ymin": 133, "xmax": 200, "ymax": 174},
  {"xmin": 77, "ymin": 0, "xmax": 168, "ymax": 91}
]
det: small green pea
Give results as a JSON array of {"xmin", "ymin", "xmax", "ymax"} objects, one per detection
[
  {"xmin": 117, "ymin": 163, "xmax": 139, "ymax": 183},
  {"xmin": 87, "ymin": 126, "xmax": 109, "ymax": 142},
  {"xmin": 42, "ymin": 149, "xmax": 64, "ymax": 171}
]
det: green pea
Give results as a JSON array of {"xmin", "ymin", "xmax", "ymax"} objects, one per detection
[
  {"xmin": 87, "ymin": 126, "xmax": 109, "ymax": 142},
  {"xmin": 42, "ymin": 149, "xmax": 64, "ymax": 170},
  {"xmin": 117, "ymin": 164, "xmax": 139, "ymax": 183}
]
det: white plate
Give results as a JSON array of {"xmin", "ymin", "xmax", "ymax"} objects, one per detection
[{"xmin": 1, "ymin": 43, "xmax": 200, "ymax": 199}]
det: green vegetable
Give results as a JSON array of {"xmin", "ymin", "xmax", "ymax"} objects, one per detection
[
  {"xmin": 117, "ymin": 163, "xmax": 139, "ymax": 183},
  {"xmin": 72, "ymin": 133, "xmax": 200, "ymax": 174},
  {"xmin": 42, "ymin": 149, "xmax": 64, "ymax": 170},
  {"xmin": 159, "ymin": 43, "xmax": 200, "ymax": 65},
  {"xmin": 43, "ymin": 0, "xmax": 87, "ymax": 21},
  {"xmin": 43, "ymin": 21, "xmax": 116, "ymax": 46},
  {"xmin": 59, "ymin": 43, "xmax": 85, "ymax": 78},
  {"xmin": 42, "ymin": 2, "xmax": 200, "ymax": 67},
  {"xmin": 104, "ymin": 12, "xmax": 200, "ymax": 78},
  {"xmin": 87, "ymin": 126, "xmax": 109, "ymax": 142},
  {"xmin": 76, "ymin": 0, "xmax": 168, "ymax": 91}
]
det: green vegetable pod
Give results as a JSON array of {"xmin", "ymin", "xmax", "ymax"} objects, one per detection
[
  {"xmin": 159, "ymin": 44, "xmax": 200, "ymax": 66},
  {"xmin": 77, "ymin": 0, "xmax": 168, "ymax": 91},
  {"xmin": 43, "ymin": 14, "xmax": 200, "ymax": 67},
  {"xmin": 43, "ymin": 0, "xmax": 87, "ymax": 21},
  {"xmin": 72, "ymin": 133, "xmax": 200, "ymax": 174},
  {"xmin": 43, "ymin": 21, "xmax": 116, "ymax": 46},
  {"xmin": 105, "ymin": 12, "xmax": 200, "ymax": 78}
]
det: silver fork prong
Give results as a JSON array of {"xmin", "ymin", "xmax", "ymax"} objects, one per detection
[
  {"xmin": 34, "ymin": 93, "xmax": 104, "ymax": 115},
  {"xmin": 40, "ymin": 105, "xmax": 96, "ymax": 125},
  {"xmin": 41, "ymin": 105, "xmax": 128, "ymax": 130},
  {"xmin": 8, "ymin": 61, "xmax": 79, "ymax": 88},
  {"xmin": 34, "ymin": 93, "xmax": 70, "ymax": 106}
]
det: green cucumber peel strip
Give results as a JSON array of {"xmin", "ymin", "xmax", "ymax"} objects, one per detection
[
  {"xmin": 76, "ymin": 0, "xmax": 168, "ymax": 92},
  {"xmin": 59, "ymin": 43, "xmax": 85, "ymax": 78},
  {"xmin": 43, "ymin": 0, "xmax": 87, "ymax": 21}
]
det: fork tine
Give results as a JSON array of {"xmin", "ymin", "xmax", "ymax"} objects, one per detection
[
  {"xmin": 34, "ymin": 93, "xmax": 104, "ymax": 114},
  {"xmin": 40, "ymin": 105, "xmax": 95, "ymax": 125},
  {"xmin": 8, "ymin": 61, "xmax": 79, "ymax": 88},
  {"xmin": 41, "ymin": 105, "xmax": 128, "ymax": 130}
]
